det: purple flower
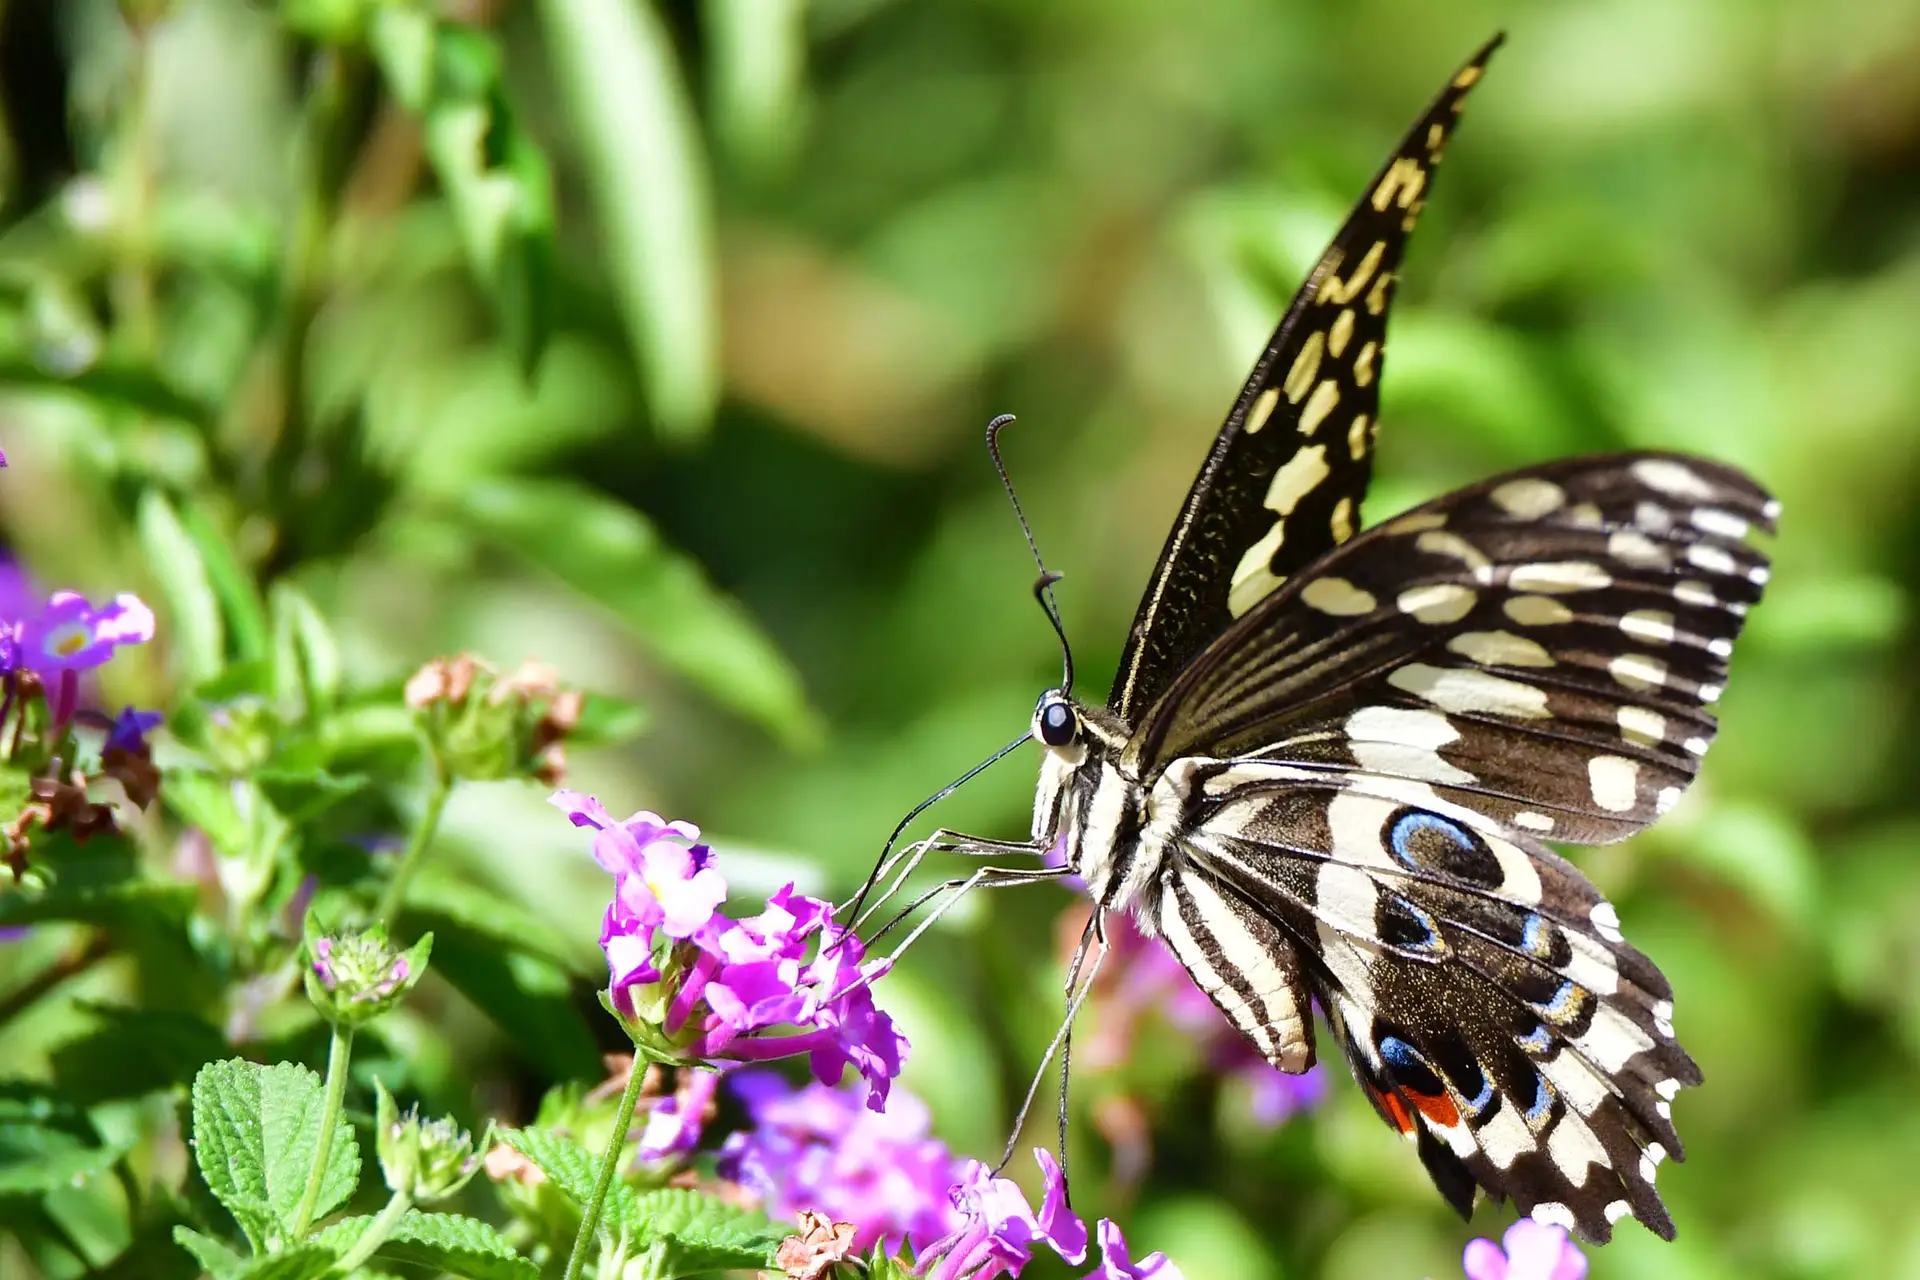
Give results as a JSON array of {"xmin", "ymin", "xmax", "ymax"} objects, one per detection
[
  {"xmin": 914, "ymin": 1149, "xmax": 1087, "ymax": 1280},
  {"xmin": 104, "ymin": 707, "xmax": 161, "ymax": 754},
  {"xmin": 636, "ymin": 1067, "xmax": 724, "ymax": 1161},
  {"xmin": 563, "ymin": 791, "xmax": 908, "ymax": 1105},
  {"xmin": 1463, "ymin": 1219, "xmax": 1588, "ymax": 1280},
  {"xmin": 719, "ymin": 1071, "xmax": 960, "ymax": 1253},
  {"xmin": 18, "ymin": 592, "xmax": 154, "ymax": 673},
  {"xmin": 1087, "ymin": 1219, "xmax": 1184, "ymax": 1280}
]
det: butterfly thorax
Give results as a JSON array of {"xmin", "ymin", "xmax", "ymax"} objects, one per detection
[{"xmin": 1029, "ymin": 694, "xmax": 1168, "ymax": 919}]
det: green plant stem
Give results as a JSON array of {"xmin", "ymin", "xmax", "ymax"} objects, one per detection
[
  {"xmin": 377, "ymin": 764, "xmax": 452, "ymax": 927},
  {"xmin": 561, "ymin": 1054, "xmax": 646, "ymax": 1280},
  {"xmin": 291, "ymin": 1022, "xmax": 354, "ymax": 1239},
  {"xmin": 333, "ymin": 1188, "xmax": 412, "ymax": 1273}
]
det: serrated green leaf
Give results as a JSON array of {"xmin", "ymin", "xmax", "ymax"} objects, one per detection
[
  {"xmin": 536, "ymin": 0, "xmax": 715, "ymax": 437},
  {"xmin": 232, "ymin": 1244, "xmax": 341, "ymax": 1280},
  {"xmin": 498, "ymin": 1127, "xmax": 645, "ymax": 1243},
  {"xmin": 189, "ymin": 1060, "xmax": 360, "ymax": 1251},
  {"xmin": 138, "ymin": 490, "xmax": 226, "ymax": 685},
  {"xmin": 317, "ymin": 1209, "xmax": 537, "ymax": 1280},
  {"xmin": 458, "ymin": 478, "xmax": 820, "ymax": 749},
  {"xmin": 173, "ymin": 1225, "xmax": 245, "ymax": 1279},
  {"xmin": 631, "ymin": 1187, "xmax": 784, "ymax": 1273}
]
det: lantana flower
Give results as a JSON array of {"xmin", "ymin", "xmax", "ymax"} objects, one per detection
[
  {"xmin": 1463, "ymin": 1218, "xmax": 1588, "ymax": 1280},
  {"xmin": 555, "ymin": 791, "xmax": 909, "ymax": 1108},
  {"xmin": 18, "ymin": 591, "xmax": 154, "ymax": 674},
  {"xmin": 720, "ymin": 1071, "xmax": 962, "ymax": 1253},
  {"xmin": 1087, "ymin": 1219, "xmax": 1185, "ymax": 1280},
  {"xmin": 913, "ymin": 1150, "xmax": 1087, "ymax": 1280}
]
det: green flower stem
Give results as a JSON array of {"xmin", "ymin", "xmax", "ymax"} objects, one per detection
[
  {"xmin": 561, "ymin": 1057, "xmax": 646, "ymax": 1280},
  {"xmin": 377, "ymin": 763, "xmax": 452, "ymax": 927},
  {"xmin": 291, "ymin": 1022, "xmax": 354, "ymax": 1239},
  {"xmin": 333, "ymin": 1188, "xmax": 412, "ymax": 1274}
]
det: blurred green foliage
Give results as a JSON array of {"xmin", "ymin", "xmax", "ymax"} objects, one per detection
[{"xmin": 0, "ymin": 0, "xmax": 1918, "ymax": 1276}]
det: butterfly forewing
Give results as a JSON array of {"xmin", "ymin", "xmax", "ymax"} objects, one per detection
[
  {"xmin": 1109, "ymin": 34, "xmax": 1504, "ymax": 721},
  {"xmin": 1128, "ymin": 453, "xmax": 1776, "ymax": 845}
]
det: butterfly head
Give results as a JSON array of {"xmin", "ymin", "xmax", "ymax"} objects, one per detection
[{"xmin": 1034, "ymin": 690, "xmax": 1079, "ymax": 751}]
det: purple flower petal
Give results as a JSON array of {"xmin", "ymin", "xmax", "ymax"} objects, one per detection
[{"xmin": 1090, "ymin": 1219, "xmax": 1185, "ymax": 1280}]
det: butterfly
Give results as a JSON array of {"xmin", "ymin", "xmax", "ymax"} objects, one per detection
[{"xmin": 900, "ymin": 32, "xmax": 1775, "ymax": 1243}]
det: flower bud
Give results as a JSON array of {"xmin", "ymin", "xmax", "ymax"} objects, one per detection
[
  {"xmin": 304, "ymin": 924, "xmax": 431, "ymax": 1026},
  {"xmin": 375, "ymin": 1080, "xmax": 484, "ymax": 1203},
  {"xmin": 406, "ymin": 655, "xmax": 587, "ymax": 784}
]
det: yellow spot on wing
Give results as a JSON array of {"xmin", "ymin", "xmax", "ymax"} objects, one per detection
[
  {"xmin": 1504, "ymin": 595, "xmax": 1573, "ymax": 627},
  {"xmin": 1347, "ymin": 414, "xmax": 1370, "ymax": 461},
  {"xmin": 1320, "ymin": 241, "xmax": 1385, "ymax": 306},
  {"xmin": 1331, "ymin": 496, "xmax": 1354, "ymax": 542},
  {"xmin": 1366, "ymin": 271, "xmax": 1396, "ymax": 316},
  {"xmin": 1302, "ymin": 577, "xmax": 1376, "ymax": 616},
  {"xmin": 1489, "ymin": 478, "xmax": 1566, "ymax": 519},
  {"xmin": 1447, "ymin": 631, "xmax": 1555, "ymax": 668},
  {"xmin": 1299, "ymin": 381, "xmax": 1341, "ymax": 435},
  {"xmin": 1396, "ymin": 583, "xmax": 1476, "ymax": 624},
  {"xmin": 1617, "ymin": 706, "xmax": 1665, "ymax": 747},
  {"xmin": 1328, "ymin": 308, "xmax": 1356, "ymax": 357},
  {"xmin": 1372, "ymin": 156, "xmax": 1426, "ymax": 212},
  {"xmin": 1229, "ymin": 523, "xmax": 1287, "ymax": 617},
  {"xmin": 1353, "ymin": 341, "xmax": 1377, "ymax": 387},
  {"xmin": 1264, "ymin": 445, "xmax": 1330, "ymax": 515},
  {"xmin": 1453, "ymin": 64, "xmax": 1483, "ymax": 88},
  {"xmin": 1284, "ymin": 332, "xmax": 1326, "ymax": 403},
  {"xmin": 1245, "ymin": 386, "xmax": 1282, "ymax": 434}
]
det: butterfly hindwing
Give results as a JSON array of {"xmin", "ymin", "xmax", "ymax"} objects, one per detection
[
  {"xmin": 1156, "ymin": 773, "xmax": 1695, "ymax": 1241},
  {"xmin": 1127, "ymin": 452, "xmax": 1776, "ymax": 846},
  {"xmin": 1108, "ymin": 34, "xmax": 1504, "ymax": 721}
]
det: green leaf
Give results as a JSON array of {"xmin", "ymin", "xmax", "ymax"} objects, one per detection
[
  {"xmin": 177, "ymin": 499, "xmax": 271, "ymax": 666},
  {"xmin": 0, "ymin": 1083, "xmax": 124, "ymax": 1196},
  {"xmin": 399, "ymin": 864, "xmax": 594, "ymax": 973},
  {"xmin": 172, "ymin": 1226, "xmax": 245, "ymax": 1279},
  {"xmin": 232, "ymin": 1245, "xmax": 342, "ymax": 1280},
  {"xmin": 316, "ymin": 1210, "xmax": 537, "ymax": 1280},
  {"xmin": 189, "ymin": 1060, "xmax": 360, "ymax": 1251},
  {"xmin": 160, "ymin": 770, "xmax": 248, "ymax": 858},
  {"xmin": 429, "ymin": 936, "xmax": 602, "ymax": 1081},
  {"xmin": 631, "ymin": 1187, "xmax": 784, "ymax": 1273},
  {"xmin": 254, "ymin": 767, "xmax": 370, "ymax": 824},
  {"xmin": 138, "ymin": 490, "xmax": 226, "ymax": 685},
  {"xmin": 704, "ymin": 0, "xmax": 807, "ymax": 176},
  {"xmin": 0, "ymin": 344, "xmax": 214, "ymax": 425},
  {"xmin": 536, "ymin": 0, "xmax": 717, "ymax": 438},
  {"xmin": 50, "ymin": 1007, "xmax": 229, "ymax": 1105},
  {"xmin": 568, "ymin": 693, "xmax": 650, "ymax": 749},
  {"xmin": 0, "ymin": 836, "xmax": 196, "ymax": 934},
  {"xmin": 458, "ymin": 478, "xmax": 820, "ymax": 748},
  {"xmin": 268, "ymin": 583, "xmax": 344, "ymax": 718},
  {"xmin": 497, "ymin": 1127, "xmax": 645, "ymax": 1243}
]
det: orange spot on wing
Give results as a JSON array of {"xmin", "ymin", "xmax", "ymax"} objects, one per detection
[
  {"xmin": 1376, "ymin": 1089, "xmax": 1416, "ymax": 1136},
  {"xmin": 1409, "ymin": 1089, "xmax": 1461, "ymax": 1128}
]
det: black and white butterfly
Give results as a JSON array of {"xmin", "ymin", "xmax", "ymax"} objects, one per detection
[{"xmin": 876, "ymin": 33, "xmax": 1774, "ymax": 1243}]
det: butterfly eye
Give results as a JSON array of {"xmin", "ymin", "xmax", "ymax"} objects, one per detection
[{"xmin": 1037, "ymin": 698, "xmax": 1079, "ymax": 748}]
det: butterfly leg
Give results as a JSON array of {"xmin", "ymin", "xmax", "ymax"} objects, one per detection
[
  {"xmin": 864, "ymin": 863, "xmax": 1071, "ymax": 958},
  {"xmin": 851, "ymin": 828, "xmax": 1053, "ymax": 933},
  {"xmin": 996, "ymin": 909, "xmax": 1108, "ymax": 1192}
]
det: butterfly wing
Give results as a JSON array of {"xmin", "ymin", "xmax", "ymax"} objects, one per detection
[
  {"xmin": 1148, "ymin": 771, "xmax": 1694, "ymax": 1241},
  {"xmin": 1108, "ymin": 34, "xmax": 1503, "ymax": 721},
  {"xmin": 1126, "ymin": 452, "xmax": 1776, "ymax": 844}
]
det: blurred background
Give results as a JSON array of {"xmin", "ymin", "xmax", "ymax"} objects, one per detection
[{"xmin": 2, "ymin": 0, "xmax": 1918, "ymax": 1276}]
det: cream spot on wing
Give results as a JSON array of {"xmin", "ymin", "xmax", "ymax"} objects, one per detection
[
  {"xmin": 1417, "ymin": 531, "xmax": 1494, "ymax": 583},
  {"xmin": 1531, "ymin": 1203, "xmax": 1576, "ymax": 1231},
  {"xmin": 1631, "ymin": 458, "xmax": 1714, "ymax": 499},
  {"xmin": 1608, "ymin": 529, "xmax": 1669, "ymax": 569},
  {"xmin": 1264, "ymin": 445, "xmax": 1330, "ymax": 516},
  {"xmin": 1692, "ymin": 507, "xmax": 1749, "ymax": 538},
  {"xmin": 1387, "ymin": 663, "xmax": 1552, "ymax": 719},
  {"xmin": 1504, "ymin": 595, "xmax": 1573, "ymax": 627},
  {"xmin": 1605, "ymin": 1200, "xmax": 1633, "ymax": 1225},
  {"xmin": 1655, "ymin": 786, "xmax": 1682, "ymax": 815},
  {"xmin": 1330, "ymin": 496, "xmax": 1355, "ymax": 542},
  {"xmin": 1708, "ymin": 636, "xmax": 1733, "ymax": 657},
  {"xmin": 1320, "ymin": 241, "xmax": 1385, "ymax": 306},
  {"xmin": 1698, "ymin": 682, "xmax": 1722, "ymax": 704},
  {"xmin": 1749, "ymin": 564, "xmax": 1770, "ymax": 585},
  {"xmin": 1490, "ymin": 478, "xmax": 1566, "ymax": 518},
  {"xmin": 1682, "ymin": 736, "xmax": 1709, "ymax": 755},
  {"xmin": 1609, "ymin": 653, "xmax": 1667, "ymax": 691},
  {"xmin": 1245, "ymin": 386, "xmax": 1282, "ymax": 434},
  {"xmin": 1686, "ymin": 544, "xmax": 1737, "ymax": 575},
  {"xmin": 1366, "ymin": 270, "xmax": 1395, "ymax": 315},
  {"xmin": 1618, "ymin": 706, "xmax": 1665, "ymax": 746},
  {"xmin": 1566, "ymin": 502, "xmax": 1604, "ymax": 528},
  {"xmin": 1447, "ymin": 630, "xmax": 1554, "ymax": 668},
  {"xmin": 1589, "ymin": 902, "xmax": 1623, "ymax": 943},
  {"xmin": 1634, "ymin": 501, "xmax": 1674, "ymax": 533},
  {"xmin": 1328, "ymin": 307, "xmax": 1356, "ymax": 357},
  {"xmin": 1299, "ymin": 380, "xmax": 1340, "ymax": 436},
  {"xmin": 1347, "ymin": 414, "xmax": 1370, "ymax": 461},
  {"xmin": 1386, "ymin": 512, "xmax": 1448, "ymax": 534},
  {"xmin": 1513, "ymin": 811, "xmax": 1555, "ymax": 832},
  {"xmin": 1510, "ymin": 561, "xmax": 1612, "ymax": 593},
  {"xmin": 1301, "ymin": 576, "xmax": 1375, "ymax": 616},
  {"xmin": 1674, "ymin": 579, "xmax": 1716, "ymax": 608},
  {"xmin": 1284, "ymin": 331, "xmax": 1325, "ymax": 403},
  {"xmin": 1346, "ymin": 706, "xmax": 1477, "ymax": 786},
  {"xmin": 1620, "ymin": 610, "xmax": 1676, "ymax": 645},
  {"xmin": 1762, "ymin": 497, "xmax": 1782, "ymax": 520},
  {"xmin": 1229, "ymin": 523, "xmax": 1286, "ymax": 617},
  {"xmin": 1353, "ymin": 340, "xmax": 1377, "ymax": 387},
  {"xmin": 1589, "ymin": 756, "xmax": 1640, "ymax": 812},
  {"xmin": 1397, "ymin": 582, "xmax": 1476, "ymax": 624}
]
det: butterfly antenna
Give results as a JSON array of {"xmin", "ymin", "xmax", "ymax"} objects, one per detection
[{"xmin": 986, "ymin": 413, "xmax": 1076, "ymax": 697}]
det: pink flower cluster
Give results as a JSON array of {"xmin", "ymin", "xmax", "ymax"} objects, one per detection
[{"xmin": 555, "ymin": 791, "xmax": 909, "ymax": 1108}]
